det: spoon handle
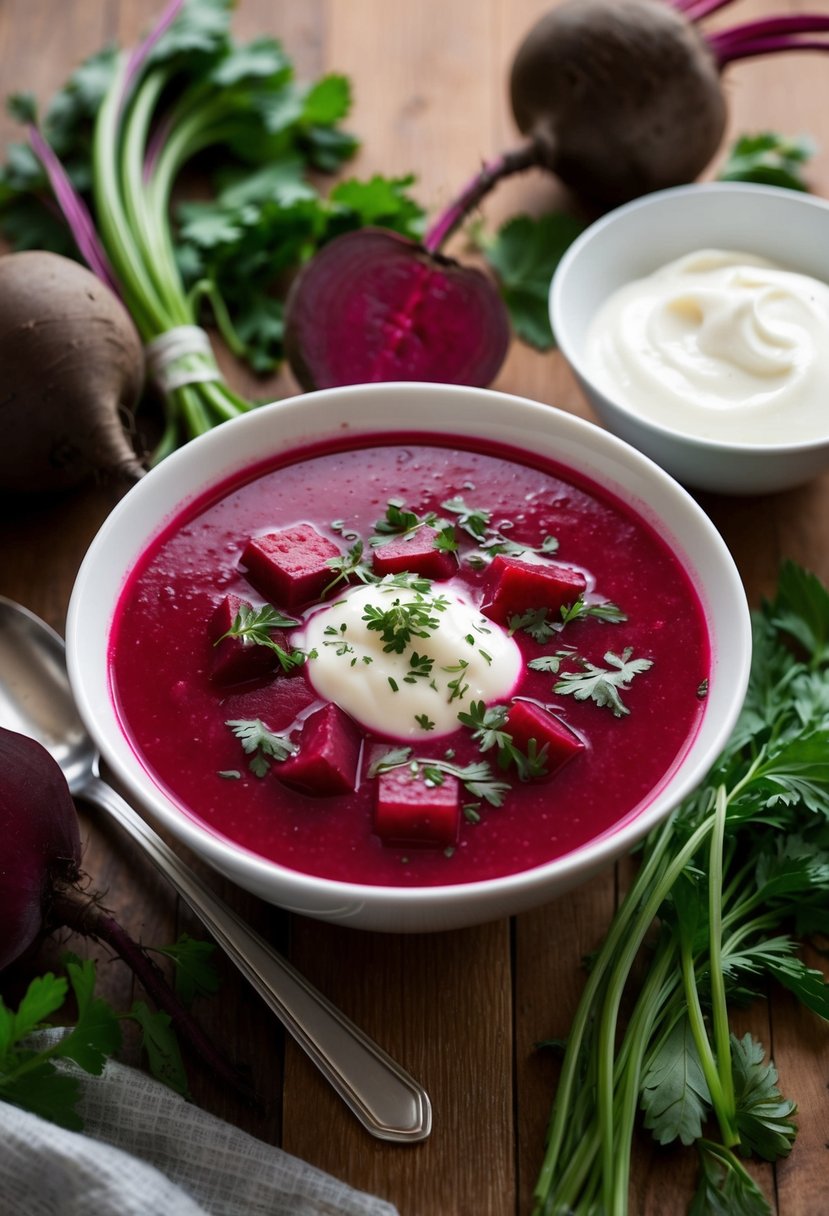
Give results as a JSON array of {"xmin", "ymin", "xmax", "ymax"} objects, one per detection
[{"xmin": 80, "ymin": 773, "xmax": 431, "ymax": 1143}]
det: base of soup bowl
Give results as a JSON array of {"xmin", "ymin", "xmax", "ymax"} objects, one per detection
[{"xmin": 66, "ymin": 383, "xmax": 751, "ymax": 932}]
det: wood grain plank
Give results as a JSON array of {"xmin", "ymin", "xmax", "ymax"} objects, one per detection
[{"xmin": 283, "ymin": 919, "xmax": 514, "ymax": 1216}]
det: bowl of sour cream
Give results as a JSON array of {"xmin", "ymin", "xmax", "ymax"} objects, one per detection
[{"xmin": 551, "ymin": 182, "xmax": 829, "ymax": 494}]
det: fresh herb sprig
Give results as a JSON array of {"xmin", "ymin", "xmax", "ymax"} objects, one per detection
[
  {"xmin": 369, "ymin": 747, "xmax": 511, "ymax": 808},
  {"xmin": 216, "ymin": 602, "xmax": 306, "ymax": 671},
  {"xmin": 532, "ymin": 561, "xmax": 829, "ymax": 1216},
  {"xmin": 457, "ymin": 700, "xmax": 549, "ymax": 781},
  {"xmin": 225, "ymin": 717, "xmax": 297, "ymax": 775},
  {"xmin": 0, "ymin": 945, "xmax": 218, "ymax": 1129},
  {"xmin": 511, "ymin": 597, "xmax": 626, "ymax": 643},
  {"xmin": 362, "ymin": 588, "xmax": 448, "ymax": 654},
  {"xmin": 552, "ymin": 647, "xmax": 653, "ymax": 717}
]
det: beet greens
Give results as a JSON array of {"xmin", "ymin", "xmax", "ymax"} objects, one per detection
[
  {"xmin": 0, "ymin": 0, "xmax": 424, "ymax": 465},
  {"xmin": 0, "ymin": 726, "xmax": 248, "ymax": 1112}
]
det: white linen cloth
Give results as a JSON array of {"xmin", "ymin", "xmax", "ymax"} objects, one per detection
[{"xmin": 0, "ymin": 1051, "xmax": 399, "ymax": 1216}]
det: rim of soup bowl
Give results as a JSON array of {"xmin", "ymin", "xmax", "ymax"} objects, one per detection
[{"xmin": 66, "ymin": 382, "xmax": 752, "ymax": 929}]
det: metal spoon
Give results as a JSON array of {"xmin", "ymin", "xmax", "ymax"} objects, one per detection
[{"xmin": 0, "ymin": 594, "xmax": 431, "ymax": 1143}]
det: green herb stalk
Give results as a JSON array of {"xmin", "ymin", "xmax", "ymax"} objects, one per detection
[
  {"xmin": 0, "ymin": 0, "xmax": 425, "ymax": 463},
  {"xmin": 533, "ymin": 560, "xmax": 829, "ymax": 1215}
]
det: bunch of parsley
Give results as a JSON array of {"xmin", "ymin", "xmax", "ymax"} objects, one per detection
[
  {"xmin": 533, "ymin": 561, "xmax": 829, "ymax": 1216},
  {"xmin": 0, "ymin": 0, "xmax": 424, "ymax": 459}
]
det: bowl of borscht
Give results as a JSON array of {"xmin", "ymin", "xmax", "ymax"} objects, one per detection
[{"xmin": 66, "ymin": 383, "xmax": 751, "ymax": 932}]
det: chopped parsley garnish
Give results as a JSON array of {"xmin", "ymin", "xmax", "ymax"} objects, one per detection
[
  {"xmin": 441, "ymin": 495, "xmax": 491, "ymax": 540},
  {"xmin": 510, "ymin": 598, "xmax": 626, "ymax": 642},
  {"xmin": 368, "ymin": 747, "xmax": 511, "ymax": 807},
  {"xmin": 457, "ymin": 700, "xmax": 549, "ymax": 781},
  {"xmin": 553, "ymin": 648, "xmax": 653, "ymax": 717},
  {"xmin": 405, "ymin": 652, "xmax": 435, "ymax": 682},
  {"xmin": 225, "ymin": 718, "xmax": 297, "ymax": 775},
  {"xmin": 371, "ymin": 498, "xmax": 437, "ymax": 540},
  {"xmin": 362, "ymin": 587, "xmax": 447, "ymax": 653},
  {"xmin": 324, "ymin": 539, "xmax": 372, "ymax": 593},
  {"xmin": 560, "ymin": 597, "xmax": 627, "ymax": 625},
  {"xmin": 215, "ymin": 602, "xmax": 306, "ymax": 672},
  {"xmin": 444, "ymin": 658, "xmax": 470, "ymax": 703}
]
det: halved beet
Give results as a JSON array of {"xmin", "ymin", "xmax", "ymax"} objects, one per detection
[{"xmin": 284, "ymin": 228, "xmax": 511, "ymax": 391}]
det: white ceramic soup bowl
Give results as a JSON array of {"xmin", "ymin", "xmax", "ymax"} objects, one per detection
[
  {"xmin": 551, "ymin": 182, "xmax": 829, "ymax": 495},
  {"xmin": 67, "ymin": 383, "xmax": 751, "ymax": 932}
]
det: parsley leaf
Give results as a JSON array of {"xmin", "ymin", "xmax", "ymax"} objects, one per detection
[
  {"xmin": 368, "ymin": 747, "xmax": 511, "ymax": 808},
  {"xmin": 640, "ymin": 1015, "xmax": 711, "ymax": 1146},
  {"xmin": 717, "ymin": 132, "xmax": 815, "ymax": 193},
  {"xmin": 456, "ymin": 700, "xmax": 548, "ymax": 781},
  {"xmin": 440, "ymin": 496, "xmax": 491, "ymax": 540},
  {"xmin": 151, "ymin": 935, "xmax": 220, "ymax": 1005},
  {"xmin": 128, "ymin": 1002, "xmax": 189, "ymax": 1098},
  {"xmin": 226, "ymin": 718, "xmax": 297, "ymax": 775},
  {"xmin": 554, "ymin": 648, "xmax": 653, "ymax": 716},
  {"xmin": 478, "ymin": 211, "xmax": 586, "ymax": 349},
  {"xmin": 216, "ymin": 602, "xmax": 305, "ymax": 671},
  {"xmin": 690, "ymin": 1140, "xmax": 772, "ymax": 1216},
  {"xmin": 731, "ymin": 1034, "xmax": 797, "ymax": 1160},
  {"xmin": 0, "ymin": 961, "xmax": 120, "ymax": 1129}
]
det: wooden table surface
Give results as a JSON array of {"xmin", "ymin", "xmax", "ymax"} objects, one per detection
[{"xmin": 1, "ymin": 2, "xmax": 828, "ymax": 1213}]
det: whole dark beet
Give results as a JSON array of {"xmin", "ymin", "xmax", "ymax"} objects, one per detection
[
  {"xmin": 0, "ymin": 726, "xmax": 81, "ymax": 970},
  {"xmin": 0, "ymin": 251, "xmax": 145, "ymax": 494},
  {"xmin": 510, "ymin": 0, "xmax": 727, "ymax": 208}
]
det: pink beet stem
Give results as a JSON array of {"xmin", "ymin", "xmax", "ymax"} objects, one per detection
[
  {"xmin": 713, "ymin": 34, "xmax": 829, "ymax": 63},
  {"xmin": 27, "ymin": 124, "xmax": 121, "ymax": 295},
  {"xmin": 710, "ymin": 14, "xmax": 829, "ymax": 62},
  {"xmin": 709, "ymin": 13, "xmax": 829, "ymax": 63},
  {"xmin": 680, "ymin": 0, "xmax": 739, "ymax": 22},
  {"xmin": 123, "ymin": 0, "xmax": 185, "ymax": 109},
  {"xmin": 423, "ymin": 143, "xmax": 540, "ymax": 254},
  {"xmin": 52, "ymin": 886, "xmax": 253, "ymax": 1102}
]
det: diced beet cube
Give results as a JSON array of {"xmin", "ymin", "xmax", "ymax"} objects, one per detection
[
  {"xmin": 505, "ymin": 700, "xmax": 584, "ymax": 779},
  {"xmin": 208, "ymin": 594, "xmax": 280, "ymax": 685},
  {"xmin": 372, "ymin": 527, "xmax": 456, "ymax": 580},
  {"xmin": 241, "ymin": 523, "xmax": 341, "ymax": 608},
  {"xmin": 373, "ymin": 767, "xmax": 460, "ymax": 849},
  {"xmin": 277, "ymin": 702, "xmax": 362, "ymax": 796},
  {"xmin": 481, "ymin": 555, "xmax": 587, "ymax": 624}
]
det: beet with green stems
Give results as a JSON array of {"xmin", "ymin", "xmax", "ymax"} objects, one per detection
[
  {"xmin": 0, "ymin": 725, "xmax": 248, "ymax": 1094},
  {"xmin": 0, "ymin": 251, "xmax": 145, "ymax": 494},
  {"xmin": 285, "ymin": 0, "xmax": 829, "ymax": 392}
]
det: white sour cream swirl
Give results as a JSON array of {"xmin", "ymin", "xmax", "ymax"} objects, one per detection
[
  {"xmin": 298, "ymin": 582, "xmax": 522, "ymax": 739},
  {"xmin": 585, "ymin": 250, "xmax": 829, "ymax": 444}
]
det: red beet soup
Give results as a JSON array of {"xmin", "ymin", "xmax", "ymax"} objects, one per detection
[{"xmin": 109, "ymin": 434, "xmax": 710, "ymax": 887}]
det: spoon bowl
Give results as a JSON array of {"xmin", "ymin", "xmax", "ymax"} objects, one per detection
[
  {"xmin": 0, "ymin": 595, "xmax": 431, "ymax": 1142},
  {"xmin": 0, "ymin": 601, "xmax": 99, "ymax": 792}
]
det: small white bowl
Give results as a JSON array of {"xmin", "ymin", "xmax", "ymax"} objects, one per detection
[
  {"xmin": 551, "ymin": 182, "xmax": 829, "ymax": 494},
  {"xmin": 66, "ymin": 384, "xmax": 750, "ymax": 932}
]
